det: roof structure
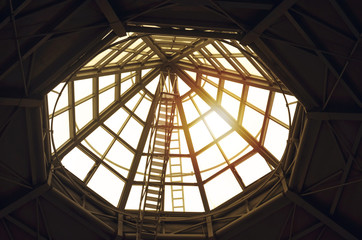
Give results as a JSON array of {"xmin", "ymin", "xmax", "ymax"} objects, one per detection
[
  {"xmin": 0, "ymin": 1, "xmax": 362, "ymax": 239},
  {"xmin": 47, "ymin": 33, "xmax": 297, "ymax": 213}
]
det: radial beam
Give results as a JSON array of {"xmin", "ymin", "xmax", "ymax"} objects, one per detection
[
  {"xmin": 118, "ymin": 82, "xmax": 162, "ymax": 210},
  {"xmin": 169, "ymin": 39, "xmax": 214, "ymax": 63},
  {"xmin": 177, "ymin": 61, "xmax": 291, "ymax": 94},
  {"xmin": 142, "ymin": 36, "xmax": 168, "ymax": 62},
  {"xmin": 55, "ymin": 67, "xmax": 161, "ymax": 159},
  {"xmin": 175, "ymin": 96, "xmax": 210, "ymax": 212},
  {"xmin": 173, "ymin": 65, "xmax": 279, "ymax": 167}
]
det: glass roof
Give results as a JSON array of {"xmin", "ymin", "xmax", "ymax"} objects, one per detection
[{"xmin": 48, "ymin": 33, "xmax": 297, "ymax": 212}]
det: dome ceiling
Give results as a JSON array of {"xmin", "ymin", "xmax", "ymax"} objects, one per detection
[{"xmin": 48, "ymin": 32, "xmax": 297, "ymax": 212}]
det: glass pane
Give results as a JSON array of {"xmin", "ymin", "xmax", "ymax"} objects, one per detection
[
  {"xmin": 201, "ymin": 80, "xmax": 217, "ymax": 100},
  {"xmin": 48, "ymin": 83, "xmax": 68, "ymax": 112},
  {"xmin": 120, "ymin": 117, "xmax": 143, "ymax": 149},
  {"xmin": 62, "ymin": 147, "xmax": 94, "ymax": 180},
  {"xmin": 105, "ymin": 140, "xmax": 134, "ymax": 178},
  {"xmin": 99, "ymin": 75, "xmax": 114, "ymax": 89},
  {"xmin": 134, "ymin": 97, "xmax": 152, "ymax": 121},
  {"xmin": 204, "ymin": 169, "xmax": 242, "ymax": 209},
  {"xmin": 87, "ymin": 164, "xmax": 124, "ymax": 206},
  {"xmin": 99, "ymin": 87, "xmax": 114, "ymax": 113},
  {"xmin": 125, "ymin": 91, "xmax": 142, "ymax": 110},
  {"xmin": 224, "ymin": 80, "xmax": 243, "ymax": 98},
  {"xmin": 85, "ymin": 126, "xmax": 113, "ymax": 156},
  {"xmin": 52, "ymin": 111, "xmax": 70, "ymax": 148},
  {"xmin": 221, "ymin": 92, "xmax": 239, "ymax": 120},
  {"xmin": 121, "ymin": 78, "xmax": 134, "ymax": 95},
  {"xmin": 218, "ymin": 132, "xmax": 248, "ymax": 160},
  {"xmin": 242, "ymin": 106, "xmax": 264, "ymax": 138},
  {"xmin": 271, "ymin": 93, "xmax": 297, "ymax": 125},
  {"xmin": 247, "ymin": 86, "xmax": 269, "ymax": 111},
  {"xmin": 189, "ymin": 121, "xmax": 213, "ymax": 152},
  {"xmin": 182, "ymin": 98, "xmax": 199, "ymax": 123},
  {"xmin": 235, "ymin": 153, "xmax": 271, "ymax": 186},
  {"xmin": 184, "ymin": 186, "xmax": 204, "ymax": 212},
  {"xmin": 192, "ymin": 95, "xmax": 210, "ymax": 114},
  {"xmin": 74, "ymin": 78, "xmax": 92, "ymax": 102},
  {"xmin": 237, "ymin": 57, "xmax": 262, "ymax": 77},
  {"xmin": 185, "ymin": 70, "xmax": 197, "ymax": 81},
  {"xmin": 135, "ymin": 156, "xmax": 147, "ymax": 181},
  {"xmin": 75, "ymin": 99, "xmax": 93, "ymax": 131},
  {"xmin": 104, "ymin": 107, "xmax": 129, "ymax": 133},
  {"xmin": 125, "ymin": 185, "xmax": 142, "ymax": 209},
  {"xmin": 178, "ymin": 78, "xmax": 191, "ymax": 96},
  {"xmin": 264, "ymin": 120, "xmax": 288, "ymax": 160},
  {"xmin": 145, "ymin": 75, "xmax": 159, "ymax": 94},
  {"xmin": 204, "ymin": 111, "xmax": 231, "ymax": 139},
  {"xmin": 197, "ymin": 144, "xmax": 226, "ymax": 180}
]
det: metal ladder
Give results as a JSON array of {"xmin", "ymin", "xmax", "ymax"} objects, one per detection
[
  {"xmin": 137, "ymin": 92, "xmax": 176, "ymax": 240},
  {"xmin": 169, "ymin": 114, "xmax": 185, "ymax": 212}
]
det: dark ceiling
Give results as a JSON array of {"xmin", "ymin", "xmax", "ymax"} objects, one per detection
[{"xmin": 0, "ymin": 0, "xmax": 361, "ymax": 239}]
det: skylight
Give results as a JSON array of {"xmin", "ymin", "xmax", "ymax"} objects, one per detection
[{"xmin": 48, "ymin": 33, "xmax": 297, "ymax": 212}]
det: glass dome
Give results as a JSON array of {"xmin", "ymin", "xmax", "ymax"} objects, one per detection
[{"xmin": 47, "ymin": 33, "xmax": 297, "ymax": 212}]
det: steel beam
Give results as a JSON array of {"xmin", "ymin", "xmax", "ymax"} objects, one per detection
[
  {"xmin": 55, "ymin": 67, "xmax": 161, "ymax": 159},
  {"xmin": 177, "ymin": 61, "xmax": 291, "ymax": 94},
  {"xmin": 25, "ymin": 107, "xmax": 47, "ymax": 185},
  {"xmin": 126, "ymin": 26, "xmax": 240, "ymax": 40},
  {"xmin": 285, "ymin": 12, "xmax": 362, "ymax": 108},
  {"xmin": 289, "ymin": 118, "xmax": 321, "ymax": 192},
  {"xmin": 307, "ymin": 112, "xmax": 362, "ymax": 121},
  {"xmin": 0, "ymin": 0, "xmax": 32, "ymax": 30},
  {"xmin": 0, "ymin": 97, "xmax": 42, "ymax": 107},
  {"xmin": 170, "ymin": 39, "xmax": 213, "ymax": 63},
  {"xmin": 5, "ymin": 216, "xmax": 48, "ymax": 240},
  {"xmin": 252, "ymin": 38, "xmax": 320, "ymax": 109},
  {"xmin": 240, "ymin": 0, "xmax": 299, "ymax": 44},
  {"xmin": 0, "ymin": 1, "xmax": 89, "ymax": 82},
  {"xmin": 142, "ymin": 36, "xmax": 168, "ymax": 62},
  {"xmin": 174, "ymin": 65, "xmax": 279, "ymax": 167},
  {"xmin": 215, "ymin": 192, "xmax": 289, "ymax": 237},
  {"xmin": 43, "ymin": 188, "xmax": 115, "ymax": 239},
  {"xmin": 118, "ymin": 81, "xmax": 162, "ymax": 209},
  {"xmin": 284, "ymin": 190, "xmax": 358, "ymax": 240},
  {"xmin": 175, "ymin": 96, "xmax": 210, "ymax": 212},
  {"xmin": 0, "ymin": 183, "xmax": 50, "ymax": 218},
  {"xmin": 95, "ymin": 0, "xmax": 126, "ymax": 37}
]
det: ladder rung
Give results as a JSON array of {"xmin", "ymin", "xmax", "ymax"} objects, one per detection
[
  {"xmin": 152, "ymin": 161, "xmax": 164, "ymax": 167},
  {"xmin": 150, "ymin": 168, "xmax": 162, "ymax": 174},
  {"xmin": 153, "ymin": 147, "xmax": 165, "ymax": 153},
  {"xmin": 145, "ymin": 203, "xmax": 157, "ymax": 209},
  {"xmin": 172, "ymin": 188, "xmax": 183, "ymax": 191},
  {"xmin": 146, "ymin": 196, "xmax": 159, "ymax": 202},
  {"xmin": 156, "ymin": 133, "xmax": 165, "ymax": 139},
  {"xmin": 150, "ymin": 175, "xmax": 161, "ymax": 181},
  {"xmin": 148, "ymin": 189, "xmax": 160, "ymax": 195},
  {"xmin": 154, "ymin": 140, "xmax": 165, "ymax": 146}
]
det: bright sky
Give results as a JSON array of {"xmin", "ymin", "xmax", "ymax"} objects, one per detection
[{"xmin": 48, "ymin": 34, "xmax": 297, "ymax": 212}]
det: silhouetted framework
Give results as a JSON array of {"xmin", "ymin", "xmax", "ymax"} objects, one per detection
[{"xmin": 0, "ymin": 1, "xmax": 361, "ymax": 240}]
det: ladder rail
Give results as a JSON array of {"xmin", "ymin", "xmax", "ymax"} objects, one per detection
[{"xmin": 138, "ymin": 92, "xmax": 177, "ymax": 240}]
